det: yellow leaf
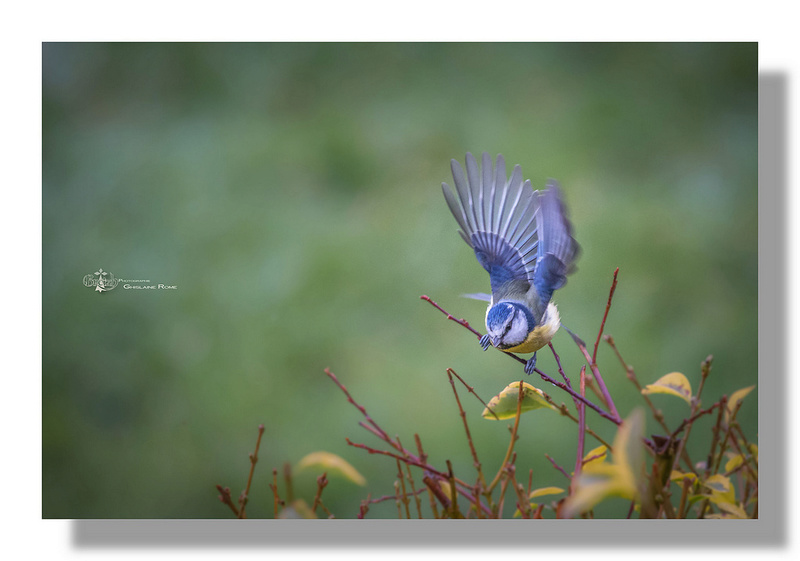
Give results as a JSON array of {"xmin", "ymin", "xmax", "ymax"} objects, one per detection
[
  {"xmin": 749, "ymin": 444, "xmax": 758, "ymax": 463},
  {"xmin": 279, "ymin": 499, "xmax": 317, "ymax": 519},
  {"xmin": 583, "ymin": 445, "xmax": 609, "ymax": 465},
  {"xmin": 715, "ymin": 501, "xmax": 749, "ymax": 519},
  {"xmin": 704, "ymin": 474, "xmax": 735, "ymax": 504},
  {"xmin": 670, "ymin": 470, "xmax": 697, "ymax": 484},
  {"xmin": 561, "ymin": 410, "xmax": 645, "ymax": 518},
  {"xmin": 641, "ymin": 372, "xmax": 693, "ymax": 405},
  {"xmin": 613, "ymin": 408, "xmax": 646, "ymax": 493},
  {"xmin": 529, "ymin": 486, "xmax": 565, "ymax": 499},
  {"xmin": 296, "ymin": 451, "xmax": 367, "ymax": 486},
  {"xmin": 725, "ymin": 455, "xmax": 744, "ymax": 473},
  {"xmin": 482, "ymin": 381, "xmax": 558, "ymax": 420},
  {"xmin": 726, "ymin": 385, "xmax": 755, "ymax": 423},
  {"xmin": 561, "ymin": 468, "xmax": 633, "ymax": 519}
]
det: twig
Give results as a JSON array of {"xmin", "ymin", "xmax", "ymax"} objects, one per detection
[
  {"xmin": 677, "ymin": 476, "xmax": 693, "ymax": 519},
  {"xmin": 447, "ymin": 368, "xmax": 487, "ymax": 488},
  {"xmin": 311, "ymin": 473, "xmax": 328, "ymax": 515},
  {"xmin": 283, "ymin": 462, "xmax": 294, "ymax": 503},
  {"xmin": 606, "ymin": 334, "xmax": 695, "ymax": 471},
  {"xmin": 420, "ymin": 295, "xmax": 483, "ymax": 338},
  {"xmin": 571, "ymin": 366, "xmax": 587, "ymax": 495},
  {"xmin": 416, "ymin": 435, "xmax": 440, "ymax": 519},
  {"xmin": 487, "ymin": 380, "xmax": 525, "ymax": 494},
  {"xmin": 215, "ymin": 485, "xmax": 240, "ymax": 517},
  {"xmin": 238, "ymin": 424, "xmax": 265, "ymax": 519},
  {"xmin": 422, "ymin": 294, "xmax": 621, "ymax": 425},
  {"xmin": 345, "ymin": 438, "xmax": 492, "ymax": 517},
  {"xmin": 366, "ymin": 487, "xmax": 427, "ymax": 505},
  {"xmin": 670, "ymin": 402, "xmax": 722, "ymax": 441},
  {"xmin": 446, "ymin": 460, "xmax": 462, "ymax": 518},
  {"xmin": 326, "ymin": 368, "xmax": 493, "ymax": 517},
  {"xmin": 269, "ymin": 469, "xmax": 280, "ymax": 518},
  {"xmin": 563, "ymin": 327, "xmax": 620, "ymax": 422},
  {"xmin": 396, "ymin": 436, "xmax": 423, "ymax": 518},
  {"xmin": 606, "ymin": 335, "xmax": 670, "ymax": 433},
  {"xmin": 394, "ymin": 481, "xmax": 403, "ymax": 519},
  {"xmin": 508, "ymin": 462, "xmax": 531, "ymax": 519},
  {"xmin": 670, "ymin": 356, "xmax": 714, "ymax": 516},
  {"xmin": 725, "ymin": 426, "xmax": 759, "ymax": 482},
  {"xmin": 545, "ymin": 454, "xmax": 571, "ymax": 481},
  {"xmin": 448, "ymin": 368, "xmax": 500, "ymax": 420},
  {"xmin": 593, "ymin": 268, "xmax": 619, "ymax": 363},
  {"xmin": 423, "ymin": 475, "xmax": 451, "ymax": 513},
  {"xmin": 358, "ymin": 495, "xmax": 370, "ymax": 519},
  {"xmin": 324, "ymin": 368, "xmax": 393, "ymax": 445},
  {"xmin": 395, "ymin": 460, "xmax": 411, "ymax": 519}
]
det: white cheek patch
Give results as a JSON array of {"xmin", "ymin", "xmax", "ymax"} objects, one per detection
[{"xmin": 504, "ymin": 309, "xmax": 529, "ymax": 346}]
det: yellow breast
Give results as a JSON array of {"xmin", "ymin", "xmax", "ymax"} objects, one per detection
[{"xmin": 502, "ymin": 303, "xmax": 561, "ymax": 354}]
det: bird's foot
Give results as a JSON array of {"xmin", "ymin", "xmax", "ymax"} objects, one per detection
[
  {"xmin": 479, "ymin": 334, "xmax": 492, "ymax": 351},
  {"xmin": 524, "ymin": 352, "xmax": 538, "ymax": 375}
]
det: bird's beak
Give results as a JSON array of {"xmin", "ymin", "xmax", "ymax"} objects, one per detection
[{"xmin": 490, "ymin": 335, "xmax": 501, "ymax": 348}]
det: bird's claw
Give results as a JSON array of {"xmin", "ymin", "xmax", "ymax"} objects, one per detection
[
  {"xmin": 524, "ymin": 352, "xmax": 538, "ymax": 375},
  {"xmin": 479, "ymin": 334, "xmax": 492, "ymax": 351}
]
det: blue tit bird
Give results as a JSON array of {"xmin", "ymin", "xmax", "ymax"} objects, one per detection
[{"xmin": 441, "ymin": 152, "xmax": 580, "ymax": 374}]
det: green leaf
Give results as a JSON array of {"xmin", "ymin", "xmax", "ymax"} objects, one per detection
[
  {"xmin": 641, "ymin": 372, "xmax": 693, "ymax": 405},
  {"xmin": 296, "ymin": 451, "xmax": 367, "ymax": 486},
  {"xmin": 482, "ymin": 381, "xmax": 558, "ymax": 420},
  {"xmin": 726, "ymin": 385, "xmax": 755, "ymax": 423}
]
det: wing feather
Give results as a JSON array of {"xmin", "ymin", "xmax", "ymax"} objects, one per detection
[{"xmin": 441, "ymin": 153, "xmax": 579, "ymax": 303}]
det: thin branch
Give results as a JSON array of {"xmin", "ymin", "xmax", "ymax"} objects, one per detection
[
  {"xmin": 215, "ymin": 485, "xmax": 240, "ymax": 517},
  {"xmin": 669, "ymin": 356, "xmax": 714, "ymax": 514},
  {"xmin": 238, "ymin": 424, "xmax": 265, "ymax": 519},
  {"xmin": 448, "ymin": 368, "xmax": 500, "ymax": 420},
  {"xmin": 416, "ymin": 435, "xmax": 440, "ymax": 519},
  {"xmin": 571, "ymin": 366, "xmax": 587, "ymax": 495},
  {"xmin": 670, "ymin": 402, "xmax": 722, "ymax": 441},
  {"xmin": 563, "ymin": 327, "xmax": 620, "ymax": 422},
  {"xmin": 487, "ymin": 380, "xmax": 525, "ymax": 493},
  {"xmin": 447, "ymin": 368, "xmax": 487, "ymax": 488},
  {"xmin": 593, "ymin": 268, "xmax": 619, "ymax": 363},
  {"xmin": 311, "ymin": 472, "xmax": 328, "ymax": 515},
  {"xmin": 545, "ymin": 453, "xmax": 571, "ymax": 481},
  {"xmin": 396, "ymin": 436, "xmax": 423, "ymax": 518},
  {"xmin": 422, "ymin": 294, "xmax": 620, "ymax": 425},
  {"xmin": 269, "ymin": 469, "xmax": 280, "ymax": 518},
  {"xmin": 345, "ymin": 438, "xmax": 492, "ymax": 517},
  {"xmin": 324, "ymin": 368, "xmax": 393, "ymax": 446},
  {"xmin": 395, "ymin": 460, "xmax": 412, "ymax": 519},
  {"xmin": 606, "ymin": 334, "xmax": 670, "ymax": 433},
  {"xmin": 366, "ymin": 487, "xmax": 427, "ymax": 505}
]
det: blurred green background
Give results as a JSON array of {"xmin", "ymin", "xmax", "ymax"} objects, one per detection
[{"xmin": 42, "ymin": 43, "xmax": 757, "ymax": 518}]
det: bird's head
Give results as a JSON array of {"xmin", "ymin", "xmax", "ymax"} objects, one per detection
[{"xmin": 485, "ymin": 302, "xmax": 531, "ymax": 349}]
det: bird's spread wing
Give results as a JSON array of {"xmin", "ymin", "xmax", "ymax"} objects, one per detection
[
  {"xmin": 442, "ymin": 152, "xmax": 579, "ymax": 314},
  {"xmin": 532, "ymin": 180, "xmax": 580, "ymax": 305}
]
